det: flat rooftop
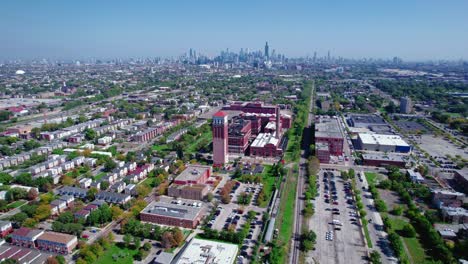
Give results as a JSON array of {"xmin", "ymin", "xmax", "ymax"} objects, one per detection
[
  {"xmin": 141, "ymin": 200, "xmax": 203, "ymax": 221},
  {"xmin": 362, "ymin": 152, "xmax": 409, "ymax": 162},
  {"xmin": 315, "ymin": 116, "xmax": 343, "ymax": 139},
  {"xmin": 175, "ymin": 238, "xmax": 238, "ymax": 264},
  {"xmin": 251, "ymin": 133, "xmax": 279, "ymax": 148},
  {"xmin": 348, "ymin": 114, "xmax": 386, "ymax": 126},
  {"xmin": 358, "ymin": 133, "xmax": 409, "ymax": 147},
  {"xmin": 175, "ymin": 165, "xmax": 211, "ymax": 182}
]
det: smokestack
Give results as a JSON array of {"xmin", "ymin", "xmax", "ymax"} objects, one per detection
[{"xmin": 275, "ymin": 106, "xmax": 280, "ymax": 139}]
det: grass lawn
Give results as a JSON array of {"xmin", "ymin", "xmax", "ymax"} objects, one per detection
[
  {"xmin": 95, "ymin": 243, "xmax": 138, "ymax": 264},
  {"xmin": 274, "ymin": 166, "xmax": 298, "ymax": 263},
  {"xmin": 259, "ymin": 165, "xmax": 277, "ymax": 208},
  {"xmin": 94, "ymin": 172, "xmax": 107, "ymax": 181},
  {"xmin": 388, "ymin": 217, "xmax": 427, "ymax": 263},
  {"xmin": 364, "ymin": 172, "xmax": 378, "ymax": 186},
  {"xmin": 362, "ymin": 223, "xmax": 373, "ymax": 248},
  {"xmin": 152, "ymin": 144, "xmax": 171, "ymax": 152},
  {"xmin": 7, "ymin": 200, "xmax": 27, "ymax": 209},
  {"xmin": 141, "ymin": 177, "xmax": 156, "ymax": 187},
  {"xmin": 186, "ymin": 130, "xmax": 212, "ymax": 153}
]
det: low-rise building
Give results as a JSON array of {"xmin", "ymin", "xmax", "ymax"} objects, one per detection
[
  {"xmin": 36, "ymin": 231, "xmax": 78, "ymax": 254},
  {"xmin": 140, "ymin": 200, "xmax": 204, "ymax": 228},
  {"xmin": 168, "ymin": 184, "xmax": 209, "ymax": 201},
  {"xmin": 95, "ymin": 191, "xmax": 131, "ymax": 204},
  {"xmin": 0, "ymin": 221, "xmax": 13, "ymax": 238},
  {"xmin": 11, "ymin": 228, "xmax": 44, "ymax": 248},
  {"xmin": 174, "ymin": 165, "xmax": 212, "ymax": 185},
  {"xmin": 79, "ymin": 178, "xmax": 92, "ymax": 189},
  {"xmin": 174, "ymin": 238, "xmax": 238, "ymax": 264}
]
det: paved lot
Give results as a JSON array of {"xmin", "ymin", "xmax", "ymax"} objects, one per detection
[
  {"xmin": 418, "ymin": 134, "xmax": 467, "ymax": 158},
  {"xmin": 307, "ymin": 170, "xmax": 368, "ymax": 264}
]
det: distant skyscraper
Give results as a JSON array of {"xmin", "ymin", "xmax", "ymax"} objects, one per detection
[
  {"xmin": 264, "ymin": 41, "xmax": 270, "ymax": 59},
  {"xmin": 400, "ymin": 96, "xmax": 413, "ymax": 114},
  {"xmin": 327, "ymin": 50, "xmax": 331, "ymax": 61},
  {"xmin": 212, "ymin": 111, "xmax": 228, "ymax": 166}
]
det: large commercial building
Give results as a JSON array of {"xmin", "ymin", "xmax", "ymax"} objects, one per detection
[
  {"xmin": 357, "ymin": 133, "xmax": 411, "ymax": 153},
  {"xmin": 315, "ymin": 116, "xmax": 344, "ymax": 158},
  {"xmin": 212, "ymin": 111, "xmax": 228, "ymax": 166},
  {"xmin": 140, "ymin": 201, "xmax": 204, "ymax": 228},
  {"xmin": 175, "ymin": 238, "xmax": 238, "ymax": 264}
]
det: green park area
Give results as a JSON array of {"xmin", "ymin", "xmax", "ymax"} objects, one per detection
[
  {"xmin": 388, "ymin": 217, "xmax": 427, "ymax": 264},
  {"xmin": 95, "ymin": 244, "xmax": 138, "ymax": 264}
]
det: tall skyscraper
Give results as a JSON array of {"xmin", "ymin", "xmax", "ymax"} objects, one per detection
[
  {"xmin": 327, "ymin": 50, "xmax": 331, "ymax": 61},
  {"xmin": 264, "ymin": 41, "xmax": 269, "ymax": 59},
  {"xmin": 400, "ymin": 96, "xmax": 413, "ymax": 114},
  {"xmin": 212, "ymin": 111, "xmax": 228, "ymax": 166}
]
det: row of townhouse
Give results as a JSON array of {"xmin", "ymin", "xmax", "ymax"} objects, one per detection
[
  {"xmin": 74, "ymin": 203, "xmax": 99, "ymax": 220},
  {"xmin": 132, "ymin": 121, "xmax": 179, "ymax": 142},
  {"xmin": 95, "ymin": 191, "xmax": 131, "ymax": 204},
  {"xmin": 10, "ymin": 228, "xmax": 77, "ymax": 255},
  {"xmin": 40, "ymin": 118, "xmax": 105, "ymax": 141},
  {"xmin": 94, "ymin": 119, "xmax": 132, "ymax": 137},
  {"xmin": 124, "ymin": 163, "xmax": 155, "ymax": 184},
  {"xmin": 50, "ymin": 195, "xmax": 75, "ymax": 215},
  {"xmin": 31, "ymin": 156, "xmax": 87, "ymax": 184},
  {"xmin": 0, "ymin": 141, "xmax": 67, "ymax": 170},
  {"xmin": 56, "ymin": 186, "xmax": 131, "ymax": 204}
]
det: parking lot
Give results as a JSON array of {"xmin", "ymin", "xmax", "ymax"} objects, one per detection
[
  {"xmin": 307, "ymin": 169, "xmax": 368, "ymax": 264},
  {"xmin": 205, "ymin": 180, "xmax": 266, "ymax": 264}
]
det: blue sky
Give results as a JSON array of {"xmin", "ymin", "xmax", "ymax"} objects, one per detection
[{"xmin": 1, "ymin": 0, "xmax": 467, "ymax": 60}]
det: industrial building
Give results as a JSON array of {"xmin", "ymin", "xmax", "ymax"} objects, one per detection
[
  {"xmin": 357, "ymin": 133, "xmax": 411, "ymax": 153},
  {"xmin": 139, "ymin": 200, "xmax": 205, "ymax": 228},
  {"xmin": 174, "ymin": 238, "xmax": 238, "ymax": 264}
]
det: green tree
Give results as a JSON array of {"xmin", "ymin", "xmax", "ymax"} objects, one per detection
[
  {"xmin": 84, "ymin": 128, "xmax": 96, "ymax": 140},
  {"xmin": 369, "ymin": 250, "xmax": 382, "ymax": 264}
]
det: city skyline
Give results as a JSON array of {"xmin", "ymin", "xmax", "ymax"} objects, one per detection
[{"xmin": 1, "ymin": 1, "xmax": 468, "ymax": 61}]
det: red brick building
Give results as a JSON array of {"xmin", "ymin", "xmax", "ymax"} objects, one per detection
[
  {"xmin": 173, "ymin": 165, "xmax": 212, "ymax": 185},
  {"xmin": 228, "ymin": 117, "xmax": 251, "ymax": 154},
  {"xmin": 140, "ymin": 201, "xmax": 204, "ymax": 229},
  {"xmin": 36, "ymin": 231, "xmax": 78, "ymax": 254}
]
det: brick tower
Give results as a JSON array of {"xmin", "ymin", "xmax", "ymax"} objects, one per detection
[{"xmin": 212, "ymin": 111, "xmax": 228, "ymax": 166}]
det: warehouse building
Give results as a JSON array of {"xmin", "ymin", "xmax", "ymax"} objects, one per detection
[{"xmin": 357, "ymin": 133, "xmax": 411, "ymax": 153}]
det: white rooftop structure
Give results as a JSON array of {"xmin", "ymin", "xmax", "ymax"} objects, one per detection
[
  {"xmin": 358, "ymin": 133, "xmax": 409, "ymax": 147},
  {"xmin": 251, "ymin": 133, "xmax": 279, "ymax": 148},
  {"xmin": 175, "ymin": 238, "xmax": 238, "ymax": 264}
]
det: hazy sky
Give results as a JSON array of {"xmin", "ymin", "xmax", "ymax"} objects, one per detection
[{"xmin": 1, "ymin": 0, "xmax": 467, "ymax": 60}]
